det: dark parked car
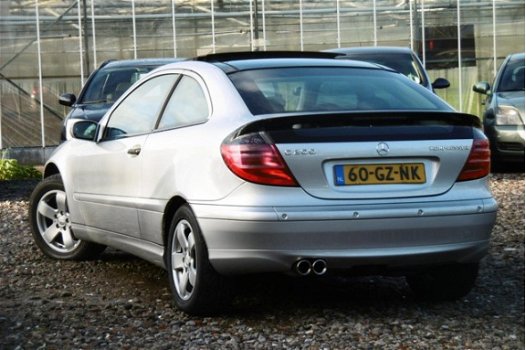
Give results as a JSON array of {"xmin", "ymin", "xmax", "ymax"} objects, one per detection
[
  {"xmin": 473, "ymin": 52, "xmax": 525, "ymax": 164},
  {"xmin": 59, "ymin": 58, "xmax": 181, "ymax": 140},
  {"xmin": 326, "ymin": 46, "xmax": 450, "ymax": 92}
]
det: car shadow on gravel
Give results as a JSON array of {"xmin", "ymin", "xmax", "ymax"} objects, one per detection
[
  {"xmin": 221, "ymin": 271, "xmax": 520, "ymax": 321},
  {"xmin": 94, "ymin": 250, "xmax": 414, "ymax": 310},
  {"xmin": 87, "ymin": 247, "xmax": 522, "ymax": 319},
  {"xmin": 228, "ymin": 274, "xmax": 413, "ymax": 314},
  {"xmin": 90, "ymin": 249, "xmax": 421, "ymax": 315}
]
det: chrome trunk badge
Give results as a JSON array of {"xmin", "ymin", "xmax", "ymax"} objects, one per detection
[{"xmin": 376, "ymin": 142, "xmax": 390, "ymax": 156}]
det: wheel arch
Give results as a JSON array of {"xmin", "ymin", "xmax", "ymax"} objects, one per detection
[
  {"xmin": 43, "ymin": 162, "xmax": 60, "ymax": 178},
  {"xmin": 162, "ymin": 196, "xmax": 189, "ymax": 247}
]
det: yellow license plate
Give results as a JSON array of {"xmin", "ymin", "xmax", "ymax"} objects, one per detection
[{"xmin": 334, "ymin": 163, "xmax": 426, "ymax": 186}]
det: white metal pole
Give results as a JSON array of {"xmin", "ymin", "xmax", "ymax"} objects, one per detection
[
  {"xmin": 77, "ymin": 0, "xmax": 84, "ymax": 86},
  {"xmin": 299, "ymin": 0, "xmax": 304, "ymax": 51},
  {"xmin": 211, "ymin": 0, "xmax": 216, "ymax": 53},
  {"xmin": 492, "ymin": 0, "xmax": 497, "ymax": 76},
  {"xmin": 457, "ymin": 0, "xmax": 462, "ymax": 111},
  {"xmin": 172, "ymin": 0, "xmax": 178, "ymax": 57},
  {"xmin": 421, "ymin": 0, "xmax": 426, "ymax": 68},
  {"xmin": 261, "ymin": 0, "xmax": 267, "ymax": 51},
  {"xmin": 36, "ymin": 1, "xmax": 45, "ymax": 148},
  {"xmin": 90, "ymin": 0, "xmax": 97, "ymax": 68},
  {"xmin": 132, "ymin": 0, "xmax": 137, "ymax": 59},
  {"xmin": 249, "ymin": 0, "xmax": 254, "ymax": 51},
  {"xmin": 336, "ymin": 0, "xmax": 341, "ymax": 48},
  {"xmin": 373, "ymin": 0, "xmax": 377, "ymax": 46},
  {"xmin": 409, "ymin": 0, "xmax": 414, "ymax": 50}
]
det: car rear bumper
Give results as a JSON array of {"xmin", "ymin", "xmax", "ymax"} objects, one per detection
[{"xmin": 192, "ymin": 198, "xmax": 497, "ymax": 275}]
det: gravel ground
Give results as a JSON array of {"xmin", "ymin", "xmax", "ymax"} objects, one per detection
[{"xmin": 0, "ymin": 172, "xmax": 524, "ymax": 349}]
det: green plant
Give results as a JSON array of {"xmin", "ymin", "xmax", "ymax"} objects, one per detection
[{"xmin": 0, "ymin": 159, "xmax": 42, "ymax": 180}]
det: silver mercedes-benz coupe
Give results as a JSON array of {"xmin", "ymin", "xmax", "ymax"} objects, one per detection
[{"xmin": 29, "ymin": 52, "xmax": 497, "ymax": 314}]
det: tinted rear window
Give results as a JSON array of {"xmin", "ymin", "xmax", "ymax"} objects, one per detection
[
  {"xmin": 340, "ymin": 52, "xmax": 426, "ymax": 86},
  {"xmin": 229, "ymin": 67, "xmax": 451, "ymax": 116}
]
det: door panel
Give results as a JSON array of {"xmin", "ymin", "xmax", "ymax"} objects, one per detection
[
  {"xmin": 71, "ymin": 135, "xmax": 148, "ymax": 238},
  {"xmin": 70, "ymin": 74, "xmax": 179, "ymax": 237}
]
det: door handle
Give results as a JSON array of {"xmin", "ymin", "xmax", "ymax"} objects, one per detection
[{"xmin": 127, "ymin": 146, "xmax": 141, "ymax": 156}]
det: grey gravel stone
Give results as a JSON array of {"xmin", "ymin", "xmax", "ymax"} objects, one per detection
[{"xmin": 0, "ymin": 173, "xmax": 524, "ymax": 349}]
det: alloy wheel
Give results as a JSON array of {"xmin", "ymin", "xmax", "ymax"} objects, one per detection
[
  {"xmin": 35, "ymin": 189, "xmax": 80, "ymax": 253},
  {"xmin": 171, "ymin": 219, "xmax": 197, "ymax": 301}
]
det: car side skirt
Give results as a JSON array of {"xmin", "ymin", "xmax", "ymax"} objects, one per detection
[{"xmin": 71, "ymin": 224, "xmax": 166, "ymax": 269}]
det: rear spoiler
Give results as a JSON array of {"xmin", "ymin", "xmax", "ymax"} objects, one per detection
[
  {"xmin": 240, "ymin": 111, "xmax": 481, "ymax": 132},
  {"xmin": 232, "ymin": 111, "xmax": 482, "ymax": 143},
  {"xmin": 194, "ymin": 51, "xmax": 343, "ymax": 63}
]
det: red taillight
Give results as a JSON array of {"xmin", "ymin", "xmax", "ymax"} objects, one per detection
[
  {"xmin": 221, "ymin": 132, "xmax": 298, "ymax": 187},
  {"xmin": 457, "ymin": 138, "xmax": 491, "ymax": 181}
]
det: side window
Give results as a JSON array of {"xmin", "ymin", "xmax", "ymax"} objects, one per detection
[
  {"xmin": 105, "ymin": 74, "xmax": 178, "ymax": 140},
  {"xmin": 157, "ymin": 76, "xmax": 209, "ymax": 130}
]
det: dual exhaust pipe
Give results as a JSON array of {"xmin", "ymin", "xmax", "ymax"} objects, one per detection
[{"xmin": 294, "ymin": 259, "xmax": 327, "ymax": 276}]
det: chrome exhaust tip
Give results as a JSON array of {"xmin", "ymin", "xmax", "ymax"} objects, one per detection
[
  {"xmin": 312, "ymin": 259, "xmax": 327, "ymax": 275},
  {"xmin": 295, "ymin": 259, "xmax": 312, "ymax": 276}
]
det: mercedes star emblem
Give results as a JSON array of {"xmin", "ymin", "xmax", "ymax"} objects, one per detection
[{"xmin": 376, "ymin": 142, "xmax": 390, "ymax": 156}]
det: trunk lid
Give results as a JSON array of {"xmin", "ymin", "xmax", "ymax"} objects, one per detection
[{"xmin": 240, "ymin": 111, "xmax": 480, "ymax": 200}]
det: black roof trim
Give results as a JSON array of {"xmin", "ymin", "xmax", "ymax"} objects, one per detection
[
  {"xmin": 98, "ymin": 59, "xmax": 117, "ymax": 68},
  {"xmin": 326, "ymin": 46, "xmax": 415, "ymax": 55},
  {"xmin": 194, "ymin": 51, "xmax": 343, "ymax": 63}
]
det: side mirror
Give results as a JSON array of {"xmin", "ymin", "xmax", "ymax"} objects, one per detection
[
  {"xmin": 472, "ymin": 81, "xmax": 491, "ymax": 95},
  {"xmin": 432, "ymin": 77, "xmax": 450, "ymax": 90},
  {"xmin": 71, "ymin": 120, "xmax": 98, "ymax": 141},
  {"xmin": 59, "ymin": 93, "xmax": 76, "ymax": 107}
]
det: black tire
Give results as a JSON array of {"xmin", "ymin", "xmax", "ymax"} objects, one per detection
[
  {"xmin": 406, "ymin": 263, "xmax": 479, "ymax": 301},
  {"xmin": 166, "ymin": 205, "xmax": 231, "ymax": 315},
  {"xmin": 28, "ymin": 174, "xmax": 106, "ymax": 260}
]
